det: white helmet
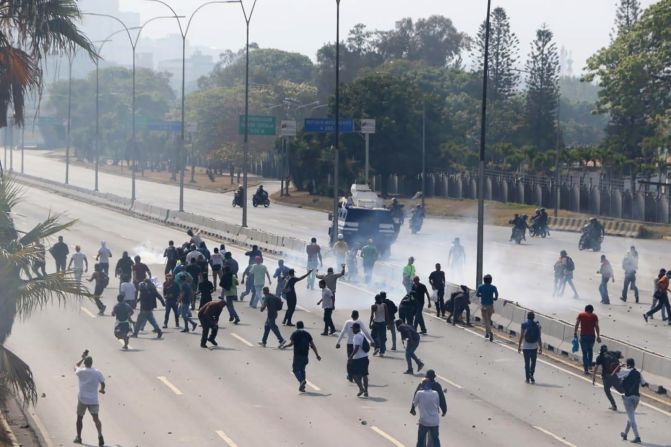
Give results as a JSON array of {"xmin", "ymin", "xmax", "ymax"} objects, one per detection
[{"xmin": 337, "ymin": 234, "xmax": 344, "ymax": 240}]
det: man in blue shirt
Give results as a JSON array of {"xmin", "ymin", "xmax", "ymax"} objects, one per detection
[
  {"xmin": 476, "ymin": 274, "xmax": 498, "ymax": 342},
  {"xmin": 273, "ymin": 259, "xmax": 290, "ymax": 298}
]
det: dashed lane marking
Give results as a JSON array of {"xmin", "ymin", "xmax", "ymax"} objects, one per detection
[
  {"xmin": 216, "ymin": 430, "xmax": 239, "ymax": 447},
  {"xmin": 533, "ymin": 426, "xmax": 577, "ymax": 447},
  {"xmin": 230, "ymin": 332, "xmax": 254, "ymax": 347},
  {"xmin": 80, "ymin": 306, "xmax": 96, "ymax": 318},
  {"xmin": 437, "ymin": 374, "xmax": 463, "ymax": 390},
  {"xmin": 370, "ymin": 426, "xmax": 406, "ymax": 447},
  {"xmin": 157, "ymin": 376, "xmax": 183, "ymax": 395}
]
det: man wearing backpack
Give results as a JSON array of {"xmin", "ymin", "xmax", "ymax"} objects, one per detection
[
  {"xmin": 592, "ymin": 345, "xmax": 623, "ymax": 411},
  {"xmin": 617, "ymin": 358, "xmax": 648, "ymax": 444},
  {"xmin": 559, "ymin": 250, "xmax": 579, "ymax": 298},
  {"xmin": 336, "ymin": 310, "xmax": 373, "ymax": 382},
  {"xmin": 518, "ymin": 311, "xmax": 542, "ymax": 384}
]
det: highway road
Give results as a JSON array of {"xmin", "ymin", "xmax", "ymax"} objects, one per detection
[
  {"xmin": 15, "ymin": 151, "xmax": 671, "ymax": 357},
  {"xmin": 6, "ymin": 184, "xmax": 670, "ymax": 447}
]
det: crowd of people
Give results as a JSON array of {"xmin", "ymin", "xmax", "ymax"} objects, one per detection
[{"xmin": 53, "ymin": 227, "xmax": 657, "ymax": 446}]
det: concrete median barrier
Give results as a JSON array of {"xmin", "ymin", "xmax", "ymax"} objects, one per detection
[{"xmin": 548, "ymin": 216, "xmax": 641, "ymax": 238}]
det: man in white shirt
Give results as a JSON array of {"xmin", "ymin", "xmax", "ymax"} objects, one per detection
[
  {"xmin": 96, "ymin": 241, "xmax": 112, "ymax": 275},
  {"xmin": 412, "ymin": 379, "xmax": 442, "ymax": 446},
  {"xmin": 119, "ymin": 277, "xmax": 137, "ymax": 309},
  {"xmin": 317, "ymin": 280, "xmax": 336, "ymax": 335},
  {"xmin": 348, "ymin": 323, "xmax": 370, "ymax": 397},
  {"xmin": 335, "ymin": 310, "xmax": 373, "ymax": 382},
  {"xmin": 74, "ymin": 352, "xmax": 105, "ymax": 446},
  {"xmin": 68, "ymin": 245, "xmax": 88, "ymax": 284}
]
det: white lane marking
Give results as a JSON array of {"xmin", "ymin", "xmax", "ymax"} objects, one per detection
[
  {"xmin": 296, "ymin": 304, "xmax": 312, "ymax": 313},
  {"xmin": 287, "ymin": 373, "xmax": 321, "ymax": 391},
  {"xmin": 157, "ymin": 376, "xmax": 183, "ymax": 395},
  {"xmin": 230, "ymin": 332, "xmax": 254, "ymax": 347},
  {"xmin": 437, "ymin": 374, "xmax": 463, "ymax": 390},
  {"xmin": 423, "ymin": 311, "xmax": 443, "ymax": 321},
  {"xmin": 80, "ymin": 306, "xmax": 96, "ymax": 318},
  {"xmin": 533, "ymin": 426, "xmax": 577, "ymax": 447},
  {"xmin": 370, "ymin": 426, "xmax": 406, "ymax": 447},
  {"xmin": 216, "ymin": 430, "xmax": 239, "ymax": 447},
  {"xmin": 640, "ymin": 400, "xmax": 671, "ymax": 417}
]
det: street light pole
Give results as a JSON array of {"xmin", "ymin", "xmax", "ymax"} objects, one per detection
[
  {"xmin": 554, "ymin": 90, "xmax": 561, "ymax": 217},
  {"xmin": 421, "ymin": 102, "xmax": 426, "ymax": 207},
  {"xmin": 332, "ymin": 0, "xmax": 341, "ymax": 246},
  {"xmin": 147, "ymin": 0, "xmax": 237, "ymax": 212},
  {"xmin": 476, "ymin": 0, "xmax": 492, "ymax": 287},
  {"xmin": 65, "ymin": 52, "xmax": 73, "ymax": 184},
  {"xmin": 240, "ymin": 0, "xmax": 258, "ymax": 228}
]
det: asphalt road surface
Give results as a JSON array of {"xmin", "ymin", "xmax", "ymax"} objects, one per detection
[
  {"xmin": 6, "ymin": 184, "xmax": 670, "ymax": 447},
  {"xmin": 16, "ymin": 152, "xmax": 671, "ymax": 356}
]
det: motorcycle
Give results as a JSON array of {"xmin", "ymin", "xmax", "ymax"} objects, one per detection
[
  {"xmin": 232, "ymin": 191, "xmax": 244, "ymax": 208},
  {"xmin": 511, "ymin": 227, "xmax": 524, "ymax": 244},
  {"xmin": 252, "ymin": 192, "xmax": 270, "ymax": 208},
  {"xmin": 529, "ymin": 221, "xmax": 550, "ymax": 238},
  {"xmin": 579, "ymin": 231, "xmax": 602, "ymax": 251}
]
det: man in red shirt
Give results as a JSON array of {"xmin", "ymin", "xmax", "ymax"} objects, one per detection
[{"xmin": 574, "ymin": 305, "xmax": 601, "ymax": 374}]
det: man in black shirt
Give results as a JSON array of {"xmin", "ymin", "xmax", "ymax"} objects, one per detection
[
  {"xmin": 618, "ymin": 358, "xmax": 647, "ymax": 443},
  {"xmin": 115, "ymin": 251, "xmax": 134, "ymax": 285},
  {"xmin": 591, "ymin": 345, "xmax": 623, "ymax": 411},
  {"xmin": 259, "ymin": 287, "xmax": 286, "ymax": 348},
  {"xmin": 281, "ymin": 321, "xmax": 321, "ymax": 392},
  {"xmin": 163, "ymin": 241, "xmax": 178, "ymax": 275},
  {"xmin": 49, "ymin": 235, "xmax": 69, "ymax": 273},
  {"xmin": 223, "ymin": 252, "xmax": 239, "ymax": 276},
  {"xmin": 245, "ymin": 245, "xmax": 262, "ymax": 265},
  {"xmin": 411, "ymin": 276, "xmax": 431, "ymax": 334},
  {"xmin": 428, "ymin": 263, "xmax": 446, "ymax": 317},
  {"xmin": 281, "ymin": 269, "xmax": 311, "ymax": 326},
  {"xmin": 198, "ymin": 300, "xmax": 226, "ymax": 348},
  {"xmin": 132, "ymin": 279, "xmax": 165, "ymax": 338}
]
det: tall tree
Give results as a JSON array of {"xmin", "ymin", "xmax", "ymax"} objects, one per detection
[
  {"xmin": 0, "ymin": 0, "xmax": 96, "ymax": 127},
  {"xmin": 524, "ymin": 26, "xmax": 560, "ymax": 151},
  {"xmin": 613, "ymin": 0, "xmax": 641, "ymax": 37}
]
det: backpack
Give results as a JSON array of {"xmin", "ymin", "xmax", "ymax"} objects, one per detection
[
  {"xmin": 524, "ymin": 321, "xmax": 540, "ymax": 343},
  {"xmin": 361, "ymin": 337, "xmax": 370, "ymax": 353},
  {"xmin": 603, "ymin": 351, "xmax": 621, "ymax": 374},
  {"xmin": 384, "ymin": 299, "xmax": 398, "ymax": 317},
  {"xmin": 566, "ymin": 257, "xmax": 575, "ymax": 272}
]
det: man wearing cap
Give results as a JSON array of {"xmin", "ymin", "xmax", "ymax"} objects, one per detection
[
  {"xmin": 333, "ymin": 234, "xmax": 349, "ymax": 270},
  {"xmin": 411, "ymin": 370, "xmax": 447, "ymax": 417},
  {"xmin": 411, "ymin": 378, "xmax": 442, "ymax": 446},
  {"xmin": 68, "ymin": 245, "xmax": 89, "ymax": 284}
]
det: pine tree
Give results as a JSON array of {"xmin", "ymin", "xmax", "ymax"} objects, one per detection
[
  {"xmin": 525, "ymin": 26, "xmax": 560, "ymax": 151},
  {"xmin": 613, "ymin": 0, "xmax": 641, "ymax": 38}
]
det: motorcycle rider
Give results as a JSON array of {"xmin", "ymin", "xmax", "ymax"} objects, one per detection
[
  {"xmin": 255, "ymin": 185, "xmax": 268, "ymax": 203},
  {"xmin": 234, "ymin": 185, "xmax": 244, "ymax": 206},
  {"xmin": 389, "ymin": 198, "xmax": 404, "ymax": 232},
  {"xmin": 583, "ymin": 217, "xmax": 605, "ymax": 246},
  {"xmin": 531, "ymin": 208, "xmax": 549, "ymax": 236},
  {"xmin": 509, "ymin": 214, "xmax": 527, "ymax": 242}
]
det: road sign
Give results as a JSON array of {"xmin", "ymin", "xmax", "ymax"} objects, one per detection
[
  {"xmin": 148, "ymin": 121, "xmax": 181, "ymax": 132},
  {"xmin": 239, "ymin": 115, "xmax": 276, "ymax": 136},
  {"xmin": 360, "ymin": 119, "xmax": 376, "ymax": 134},
  {"xmin": 280, "ymin": 120, "xmax": 297, "ymax": 137},
  {"xmin": 304, "ymin": 118, "xmax": 354, "ymax": 133}
]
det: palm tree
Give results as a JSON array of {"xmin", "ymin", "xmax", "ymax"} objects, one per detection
[
  {"xmin": 0, "ymin": 0, "xmax": 96, "ymax": 127},
  {"xmin": 0, "ymin": 176, "xmax": 86, "ymax": 403}
]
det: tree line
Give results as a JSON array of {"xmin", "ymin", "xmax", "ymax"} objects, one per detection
[{"xmin": 42, "ymin": 0, "xmax": 668, "ymax": 194}]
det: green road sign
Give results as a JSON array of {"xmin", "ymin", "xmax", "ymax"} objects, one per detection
[{"xmin": 239, "ymin": 115, "xmax": 276, "ymax": 136}]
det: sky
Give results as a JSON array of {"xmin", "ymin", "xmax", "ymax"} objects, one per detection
[{"xmin": 117, "ymin": 0, "xmax": 658, "ymax": 75}]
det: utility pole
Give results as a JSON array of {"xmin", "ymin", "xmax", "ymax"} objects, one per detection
[
  {"xmin": 332, "ymin": 0, "xmax": 341, "ymax": 245},
  {"xmin": 421, "ymin": 102, "xmax": 426, "ymax": 207}
]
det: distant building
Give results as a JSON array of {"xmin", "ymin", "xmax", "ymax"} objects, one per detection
[{"xmin": 158, "ymin": 51, "xmax": 215, "ymax": 93}]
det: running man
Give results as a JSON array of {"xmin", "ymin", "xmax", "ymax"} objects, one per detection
[
  {"xmin": 259, "ymin": 287, "xmax": 286, "ymax": 348},
  {"xmin": 336, "ymin": 310, "xmax": 373, "ymax": 382},
  {"xmin": 281, "ymin": 321, "xmax": 322, "ymax": 392},
  {"xmin": 306, "ymin": 237, "xmax": 322, "ymax": 289},
  {"xmin": 348, "ymin": 323, "xmax": 370, "ymax": 397},
  {"xmin": 476, "ymin": 274, "xmax": 498, "ymax": 342},
  {"xmin": 95, "ymin": 241, "xmax": 112, "ymax": 275},
  {"xmin": 68, "ymin": 245, "xmax": 88, "ymax": 284}
]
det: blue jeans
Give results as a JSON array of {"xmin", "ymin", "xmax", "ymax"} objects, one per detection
[
  {"xmin": 580, "ymin": 335, "xmax": 596, "ymax": 372},
  {"xmin": 405, "ymin": 339, "xmax": 421, "ymax": 371},
  {"xmin": 599, "ymin": 277, "xmax": 610, "ymax": 304},
  {"xmin": 250, "ymin": 285, "xmax": 264, "ymax": 308},
  {"xmin": 417, "ymin": 425, "xmax": 440, "ymax": 447},
  {"xmin": 372, "ymin": 321, "xmax": 387, "ymax": 354},
  {"xmin": 133, "ymin": 310, "xmax": 161, "ymax": 336},
  {"xmin": 523, "ymin": 348, "xmax": 537, "ymax": 380},
  {"xmin": 225, "ymin": 296, "xmax": 239, "ymax": 321},
  {"xmin": 292, "ymin": 355, "xmax": 308, "ymax": 383},
  {"xmin": 262, "ymin": 317, "xmax": 284, "ymax": 344}
]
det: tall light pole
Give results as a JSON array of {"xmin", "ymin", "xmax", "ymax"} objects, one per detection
[
  {"xmin": 240, "ymin": 0, "xmax": 259, "ymax": 228},
  {"xmin": 147, "ymin": 0, "xmax": 238, "ymax": 212},
  {"xmin": 84, "ymin": 13, "xmax": 176, "ymax": 202},
  {"xmin": 421, "ymin": 102, "xmax": 426, "ymax": 207},
  {"xmin": 476, "ymin": 0, "xmax": 492, "ymax": 287},
  {"xmin": 65, "ymin": 51, "xmax": 73, "ymax": 184},
  {"xmin": 332, "ymin": 0, "xmax": 341, "ymax": 246},
  {"xmin": 554, "ymin": 83, "xmax": 562, "ymax": 218}
]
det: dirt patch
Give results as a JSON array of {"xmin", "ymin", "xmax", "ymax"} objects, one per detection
[
  {"xmin": 44, "ymin": 152, "xmax": 260, "ymax": 194},
  {"xmin": 1, "ymin": 397, "xmax": 40, "ymax": 447}
]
